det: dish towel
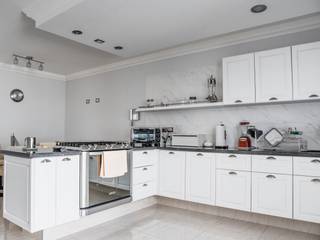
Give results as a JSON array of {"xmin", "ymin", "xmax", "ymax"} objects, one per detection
[{"xmin": 98, "ymin": 150, "xmax": 128, "ymax": 178}]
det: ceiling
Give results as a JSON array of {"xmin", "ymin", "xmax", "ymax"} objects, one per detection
[
  {"xmin": 0, "ymin": 0, "xmax": 120, "ymax": 75},
  {"xmin": 23, "ymin": 0, "xmax": 320, "ymax": 58}
]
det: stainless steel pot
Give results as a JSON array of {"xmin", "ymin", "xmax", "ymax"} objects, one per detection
[{"xmin": 24, "ymin": 137, "xmax": 36, "ymax": 149}]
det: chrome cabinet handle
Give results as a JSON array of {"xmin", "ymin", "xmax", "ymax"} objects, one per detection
[
  {"xmin": 142, "ymin": 167, "xmax": 148, "ymax": 171},
  {"xmin": 196, "ymin": 153, "xmax": 203, "ymax": 156},
  {"xmin": 41, "ymin": 159, "xmax": 51, "ymax": 163},
  {"xmin": 62, "ymin": 157, "xmax": 71, "ymax": 162},
  {"xmin": 311, "ymin": 159, "xmax": 320, "ymax": 164},
  {"xmin": 235, "ymin": 100, "xmax": 242, "ymax": 103},
  {"xmin": 229, "ymin": 171, "xmax": 237, "ymax": 175},
  {"xmin": 266, "ymin": 175, "xmax": 276, "ymax": 179},
  {"xmin": 266, "ymin": 156, "xmax": 276, "ymax": 160},
  {"xmin": 311, "ymin": 179, "xmax": 320, "ymax": 183},
  {"xmin": 269, "ymin": 97, "xmax": 278, "ymax": 101},
  {"xmin": 309, "ymin": 94, "xmax": 319, "ymax": 98},
  {"xmin": 143, "ymin": 183, "xmax": 148, "ymax": 187},
  {"xmin": 142, "ymin": 151, "xmax": 148, "ymax": 155},
  {"xmin": 168, "ymin": 152, "xmax": 175, "ymax": 155},
  {"xmin": 228, "ymin": 154, "xmax": 237, "ymax": 158}
]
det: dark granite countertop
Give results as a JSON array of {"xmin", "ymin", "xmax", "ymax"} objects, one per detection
[
  {"xmin": 132, "ymin": 146, "xmax": 320, "ymax": 158},
  {"xmin": 1, "ymin": 147, "xmax": 81, "ymax": 158}
]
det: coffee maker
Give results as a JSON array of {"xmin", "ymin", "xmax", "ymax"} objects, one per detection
[{"xmin": 238, "ymin": 121, "xmax": 251, "ymax": 150}]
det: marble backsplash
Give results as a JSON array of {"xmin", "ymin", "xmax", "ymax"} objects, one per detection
[{"xmin": 137, "ymin": 66, "xmax": 320, "ymax": 150}]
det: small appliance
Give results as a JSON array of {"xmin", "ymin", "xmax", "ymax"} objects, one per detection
[
  {"xmin": 171, "ymin": 134, "xmax": 205, "ymax": 147},
  {"xmin": 238, "ymin": 121, "xmax": 252, "ymax": 150},
  {"xmin": 131, "ymin": 128, "xmax": 160, "ymax": 147}
]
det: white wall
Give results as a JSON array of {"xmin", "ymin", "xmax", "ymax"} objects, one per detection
[
  {"xmin": 0, "ymin": 68, "xmax": 65, "ymax": 147},
  {"xmin": 65, "ymin": 28, "xmax": 320, "ymax": 149}
]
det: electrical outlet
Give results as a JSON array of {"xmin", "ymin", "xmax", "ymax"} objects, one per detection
[
  {"xmin": 85, "ymin": 99, "xmax": 91, "ymax": 104},
  {"xmin": 95, "ymin": 98, "xmax": 100, "ymax": 103}
]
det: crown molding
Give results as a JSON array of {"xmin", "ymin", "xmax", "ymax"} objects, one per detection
[
  {"xmin": 0, "ymin": 62, "xmax": 66, "ymax": 81},
  {"xmin": 67, "ymin": 13, "xmax": 320, "ymax": 81}
]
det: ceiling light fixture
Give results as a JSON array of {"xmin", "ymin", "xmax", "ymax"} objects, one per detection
[
  {"xmin": 114, "ymin": 46, "xmax": 123, "ymax": 50},
  {"xmin": 13, "ymin": 54, "xmax": 45, "ymax": 71},
  {"xmin": 251, "ymin": 4, "xmax": 267, "ymax": 13},
  {"xmin": 94, "ymin": 39, "xmax": 105, "ymax": 44},
  {"xmin": 72, "ymin": 30, "xmax": 83, "ymax": 35}
]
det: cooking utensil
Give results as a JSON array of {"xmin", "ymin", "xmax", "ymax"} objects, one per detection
[{"xmin": 264, "ymin": 128, "xmax": 284, "ymax": 147}]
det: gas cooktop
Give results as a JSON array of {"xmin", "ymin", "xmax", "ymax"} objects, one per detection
[{"xmin": 56, "ymin": 141, "xmax": 130, "ymax": 151}]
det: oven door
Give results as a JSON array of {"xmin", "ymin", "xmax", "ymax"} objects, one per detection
[
  {"xmin": 131, "ymin": 128, "xmax": 155, "ymax": 142},
  {"xmin": 79, "ymin": 151, "xmax": 131, "ymax": 215}
]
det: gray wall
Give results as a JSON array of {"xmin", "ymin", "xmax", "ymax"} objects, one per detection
[
  {"xmin": 65, "ymin": 28, "xmax": 320, "ymax": 149},
  {"xmin": 0, "ymin": 69, "xmax": 65, "ymax": 147}
]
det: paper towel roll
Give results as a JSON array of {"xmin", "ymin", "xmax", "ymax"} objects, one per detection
[{"xmin": 216, "ymin": 124, "xmax": 226, "ymax": 147}]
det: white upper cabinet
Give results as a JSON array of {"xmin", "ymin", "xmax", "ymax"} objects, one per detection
[
  {"xmin": 255, "ymin": 47, "xmax": 293, "ymax": 102},
  {"xmin": 158, "ymin": 150, "xmax": 186, "ymax": 200},
  {"xmin": 223, "ymin": 53, "xmax": 255, "ymax": 104},
  {"xmin": 292, "ymin": 41, "xmax": 320, "ymax": 100},
  {"xmin": 185, "ymin": 152, "xmax": 215, "ymax": 205}
]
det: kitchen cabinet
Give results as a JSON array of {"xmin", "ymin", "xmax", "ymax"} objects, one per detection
[
  {"xmin": 251, "ymin": 155, "xmax": 292, "ymax": 175},
  {"xmin": 55, "ymin": 156, "xmax": 80, "ymax": 225},
  {"xmin": 216, "ymin": 153, "xmax": 251, "ymax": 171},
  {"xmin": 255, "ymin": 47, "xmax": 293, "ymax": 102},
  {"xmin": 252, "ymin": 172, "xmax": 292, "ymax": 218},
  {"xmin": 185, "ymin": 152, "xmax": 215, "ymax": 205},
  {"xmin": 294, "ymin": 176, "xmax": 320, "ymax": 223},
  {"xmin": 131, "ymin": 150, "xmax": 158, "ymax": 201},
  {"xmin": 3, "ymin": 155, "xmax": 80, "ymax": 233},
  {"xmin": 159, "ymin": 150, "xmax": 186, "ymax": 200},
  {"xmin": 216, "ymin": 169, "xmax": 251, "ymax": 211},
  {"xmin": 223, "ymin": 53, "xmax": 255, "ymax": 104},
  {"xmin": 292, "ymin": 41, "xmax": 320, "ymax": 100}
]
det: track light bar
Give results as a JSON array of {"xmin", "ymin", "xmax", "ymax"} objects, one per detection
[{"xmin": 12, "ymin": 54, "xmax": 45, "ymax": 71}]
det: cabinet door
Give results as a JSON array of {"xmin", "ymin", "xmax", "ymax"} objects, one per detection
[
  {"xmin": 56, "ymin": 156, "xmax": 80, "ymax": 225},
  {"xmin": 216, "ymin": 169, "xmax": 251, "ymax": 211},
  {"xmin": 186, "ymin": 152, "xmax": 215, "ymax": 205},
  {"xmin": 292, "ymin": 41, "xmax": 320, "ymax": 100},
  {"xmin": 31, "ymin": 158, "xmax": 56, "ymax": 232},
  {"xmin": 255, "ymin": 47, "xmax": 293, "ymax": 102},
  {"xmin": 223, "ymin": 53, "xmax": 255, "ymax": 104},
  {"xmin": 159, "ymin": 150, "xmax": 186, "ymax": 200},
  {"xmin": 294, "ymin": 176, "xmax": 320, "ymax": 223},
  {"xmin": 252, "ymin": 173, "xmax": 292, "ymax": 218}
]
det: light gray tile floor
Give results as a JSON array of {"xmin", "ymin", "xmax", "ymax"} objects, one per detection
[{"xmin": 61, "ymin": 205, "xmax": 320, "ymax": 240}]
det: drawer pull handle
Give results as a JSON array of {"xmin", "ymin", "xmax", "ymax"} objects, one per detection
[
  {"xmin": 196, "ymin": 153, "xmax": 203, "ymax": 156},
  {"xmin": 41, "ymin": 159, "xmax": 51, "ymax": 163},
  {"xmin": 266, "ymin": 156, "xmax": 276, "ymax": 160},
  {"xmin": 142, "ymin": 152, "xmax": 148, "ymax": 155},
  {"xmin": 62, "ymin": 158, "xmax": 71, "ymax": 162},
  {"xmin": 229, "ymin": 171, "xmax": 237, "ymax": 175},
  {"xmin": 228, "ymin": 154, "xmax": 237, "ymax": 158},
  {"xmin": 143, "ymin": 183, "xmax": 148, "ymax": 187},
  {"xmin": 311, "ymin": 159, "xmax": 320, "ymax": 164},
  {"xmin": 269, "ymin": 97, "xmax": 278, "ymax": 101},
  {"xmin": 309, "ymin": 94, "xmax": 319, "ymax": 98},
  {"xmin": 142, "ymin": 167, "xmax": 148, "ymax": 171},
  {"xmin": 311, "ymin": 179, "xmax": 320, "ymax": 183},
  {"xmin": 168, "ymin": 152, "xmax": 175, "ymax": 155},
  {"xmin": 266, "ymin": 175, "xmax": 276, "ymax": 179},
  {"xmin": 235, "ymin": 100, "xmax": 242, "ymax": 103}
]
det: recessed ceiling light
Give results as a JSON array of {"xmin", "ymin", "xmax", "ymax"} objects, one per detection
[
  {"xmin": 94, "ymin": 39, "xmax": 105, "ymax": 44},
  {"xmin": 114, "ymin": 46, "xmax": 123, "ymax": 50},
  {"xmin": 72, "ymin": 30, "xmax": 83, "ymax": 35},
  {"xmin": 251, "ymin": 4, "xmax": 267, "ymax": 13}
]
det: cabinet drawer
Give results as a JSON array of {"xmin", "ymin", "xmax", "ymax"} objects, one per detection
[
  {"xmin": 132, "ymin": 150, "xmax": 156, "ymax": 168},
  {"xmin": 132, "ymin": 165, "xmax": 154, "ymax": 185},
  {"xmin": 132, "ymin": 181, "xmax": 155, "ymax": 201},
  {"xmin": 294, "ymin": 157, "xmax": 320, "ymax": 177},
  {"xmin": 252, "ymin": 155, "xmax": 292, "ymax": 174},
  {"xmin": 252, "ymin": 172, "xmax": 292, "ymax": 218},
  {"xmin": 216, "ymin": 153, "xmax": 251, "ymax": 171}
]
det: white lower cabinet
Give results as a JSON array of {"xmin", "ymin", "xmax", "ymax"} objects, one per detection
[
  {"xmin": 159, "ymin": 150, "xmax": 186, "ymax": 200},
  {"xmin": 131, "ymin": 150, "xmax": 158, "ymax": 201},
  {"xmin": 185, "ymin": 152, "xmax": 215, "ymax": 205},
  {"xmin": 216, "ymin": 169, "xmax": 251, "ymax": 211},
  {"xmin": 252, "ymin": 172, "xmax": 292, "ymax": 218},
  {"xmin": 294, "ymin": 176, "xmax": 320, "ymax": 223},
  {"xmin": 4, "ymin": 155, "xmax": 80, "ymax": 233}
]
